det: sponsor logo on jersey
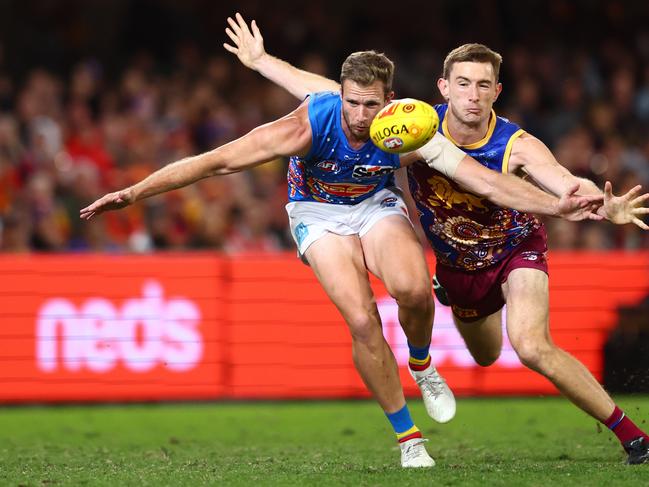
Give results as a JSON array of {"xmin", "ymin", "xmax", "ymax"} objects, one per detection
[
  {"xmin": 380, "ymin": 196, "xmax": 398, "ymax": 208},
  {"xmin": 352, "ymin": 164, "xmax": 394, "ymax": 178},
  {"xmin": 312, "ymin": 179, "xmax": 377, "ymax": 197},
  {"xmin": 521, "ymin": 251, "xmax": 542, "ymax": 262}
]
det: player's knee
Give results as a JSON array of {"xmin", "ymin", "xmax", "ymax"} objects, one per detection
[
  {"xmin": 473, "ymin": 350, "xmax": 500, "ymax": 367},
  {"xmin": 346, "ymin": 313, "xmax": 381, "ymax": 345},
  {"xmin": 391, "ymin": 280, "xmax": 432, "ymax": 311},
  {"xmin": 514, "ymin": 339, "xmax": 553, "ymax": 371}
]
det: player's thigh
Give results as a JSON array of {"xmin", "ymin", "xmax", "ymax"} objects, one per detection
[
  {"xmin": 502, "ymin": 267, "xmax": 551, "ymax": 346},
  {"xmin": 454, "ymin": 310, "xmax": 503, "ymax": 365},
  {"xmin": 361, "ymin": 215, "xmax": 431, "ymax": 297},
  {"xmin": 304, "ymin": 232, "xmax": 377, "ymax": 325}
]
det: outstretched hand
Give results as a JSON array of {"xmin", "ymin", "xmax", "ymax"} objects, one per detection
[
  {"xmin": 600, "ymin": 181, "xmax": 649, "ymax": 230},
  {"xmin": 223, "ymin": 12, "xmax": 266, "ymax": 69},
  {"xmin": 80, "ymin": 190, "xmax": 134, "ymax": 220},
  {"xmin": 557, "ymin": 183, "xmax": 604, "ymax": 222}
]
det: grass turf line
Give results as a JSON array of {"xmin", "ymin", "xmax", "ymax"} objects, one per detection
[{"xmin": 0, "ymin": 397, "xmax": 647, "ymax": 486}]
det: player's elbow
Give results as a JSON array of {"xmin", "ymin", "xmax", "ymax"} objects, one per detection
[
  {"xmin": 200, "ymin": 150, "xmax": 231, "ymax": 177},
  {"xmin": 473, "ymin": 172, "xmax": 499, "ymax": 201},
  {"xmin": 204, "ymin": 146, "xmax": 247, "ymax": 177}
]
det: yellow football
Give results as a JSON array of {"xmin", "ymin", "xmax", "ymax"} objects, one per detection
[{"xmin": 370, "ymin": 98, "xmax": 439, "ymax": 154}]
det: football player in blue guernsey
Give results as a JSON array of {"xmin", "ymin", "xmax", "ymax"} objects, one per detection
[
  {"xmin": 81, "ymin": 32, "xmax": 602, "ymax": 471},
  {"xmin": 222, "ymin": 13, "xmax": 649, "ymax": 466}
]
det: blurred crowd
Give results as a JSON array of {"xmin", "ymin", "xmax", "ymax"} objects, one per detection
[{"xmin": 0, "ymin": 0, "xmax": 648, "ymax": 253}]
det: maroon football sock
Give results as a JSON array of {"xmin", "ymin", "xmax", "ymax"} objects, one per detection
[{"xmin": 604, "ymin": 406, "xmax": 649, "ymax": 450}]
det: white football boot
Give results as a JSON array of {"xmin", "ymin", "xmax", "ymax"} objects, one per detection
[
  {"xmin": 409, "ymin": 363, "xmax": 456, "ymax": 423},
  {"xmin": 399, "ymin": 438, "xmax": 436, "ymax": 468}
]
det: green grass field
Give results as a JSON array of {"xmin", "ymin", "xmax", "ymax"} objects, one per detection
[{"xmin": 1, "ymin": 397, "xmax": 648, "ymax": 486}]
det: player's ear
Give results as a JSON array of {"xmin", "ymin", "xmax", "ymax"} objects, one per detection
[
  {"xmin": 494, "ymin": 82, "xmax": 503, "ymax": 102},
  {"xmin": 385, "ymin": 91, "xmax": 395, "ymax": 103},
  {"xmin": 437, "ymin": 78, "xmax": 449, "ymax": 100}
]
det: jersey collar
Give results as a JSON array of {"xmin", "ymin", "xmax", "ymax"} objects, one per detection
[{"xmin": 442, "ymin": 108, "xmax": 497, "ymax": 150}]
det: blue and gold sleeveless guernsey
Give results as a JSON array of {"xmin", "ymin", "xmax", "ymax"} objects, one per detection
[
  {"xmin": 288, "ymin": 92, "xmax": 401, "ymax": 205},
  {"xmin": 407, "ymin": 103, "xmax": 543, "ymax": 271}
]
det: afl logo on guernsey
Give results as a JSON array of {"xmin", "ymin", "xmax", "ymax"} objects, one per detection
[{"xmin": 316, "ymin": 161, "xmax": 338, "ymax": 172}]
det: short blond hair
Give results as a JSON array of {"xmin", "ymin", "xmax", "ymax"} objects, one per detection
[
  {"xmin": 443, "ymin": 44, "xmax": 503, "ymax": 81},
  {"xmin": 340, "ymin": 50, "xmax": 394, "ymax": 95}
]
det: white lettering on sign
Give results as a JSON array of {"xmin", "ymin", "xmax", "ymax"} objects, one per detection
[
  {"xmin": 36, "ymin": 281, "xmax": 203, "ymax": 373},
  {"xmin": 378, "ymin": 295, "xmax": 521, "ymax": 368}
]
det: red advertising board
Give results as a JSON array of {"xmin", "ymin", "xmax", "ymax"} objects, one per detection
[
  {"xmin": 0, "ymin": 255, "xmax": 226, "ymax": 402},
  {"xmin": 0, "ymin": 252, "xmax": 647, "ymax": 402}
]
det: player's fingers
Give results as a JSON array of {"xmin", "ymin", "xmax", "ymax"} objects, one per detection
[
  {"xmin": 604, "ymin": 181, "xmax": 613, "ymax": 200},
  {"xmin": 576, "ymin": 195, "xmax": 602, "ymax": 208},
  {"xmin": 225, "ymin": 28, "xmax": 240, "ymax": 46},
  {"xmin": 223, "ymin": 43, "xmax": 237, "ymax": 54},
  {"xmin": 80, "ymin": 202, "xmax": 97, "ymax": 214},
  {"xmin": 632, "ymin": 207, "xmax": 649, "ymax": 215},
  {"xmin": 624, "ymin": 184, "xmax": 643, "ymax": 201},
  {"xmin": 579, "ymin": 199, "xmax": 593, "ymax": 209},
  {"xmin": 588, "ymin": 212, "xmax": 604, "ymax": 221},
  {"xmin": 227, "ymin": 16, "xmax": 242, "ymax": 36},
  {"xmin": 236, "ymin": 12, "xmax": 252, "ymax": 36},
  {"xmin": 584, "ymin": 194, "xmax": 604, "ymax": 204},
  {"xmin": 632, "ymin": 217, "xmax": 649, "ymax": 230},
  {"xmin": 251, "ymin": 20, "xmax": 263, "ymax": 40},
  {"xmin": 631, "ymin": 192, "xmax": 649, "ymax": 207}
]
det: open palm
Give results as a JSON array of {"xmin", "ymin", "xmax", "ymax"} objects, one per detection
[
  {"xmin": 601, "ymin": 181, "xmax": 649, "ymax": 230},
  {"xmin": 224, "ymin": 13, "xmax": 266, "ymax": 69}
]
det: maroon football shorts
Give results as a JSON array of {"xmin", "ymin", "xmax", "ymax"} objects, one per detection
[{"xmin": 436, "ymin": 226, "xmax": 548, "ymax": 322}]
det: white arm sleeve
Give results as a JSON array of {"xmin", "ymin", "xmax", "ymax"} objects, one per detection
[{"xmin": 416, "ymin": 132, "xmax": 466, "ymax": 178}]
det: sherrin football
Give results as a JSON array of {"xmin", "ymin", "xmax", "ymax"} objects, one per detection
[{"xmin": 370, "ymin": 98, "xmax": 439, "ymax": 154}]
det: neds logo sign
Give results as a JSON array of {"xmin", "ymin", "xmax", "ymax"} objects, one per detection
[{"xmin": 36, "ymin": 281, "xmax": 203, "ymax": 373}]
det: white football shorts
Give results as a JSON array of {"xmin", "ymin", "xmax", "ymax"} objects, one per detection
[{"xmin": 285, "ymin": 187, "xmax": 411, "ymax": 258}]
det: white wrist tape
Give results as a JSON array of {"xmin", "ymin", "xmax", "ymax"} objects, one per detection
[{"xmin": 416, "ymin": 132, "xmax": 466, "ymax": 178}]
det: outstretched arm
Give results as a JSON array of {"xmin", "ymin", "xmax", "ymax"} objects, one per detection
[
  {"xmin": 224, "ymin": 12, "xmax": 339, "ymax": 99},
  {"xmin": 509, "ymin": 133, "xmax": 649, "ymax": 229},
  {"xmin": 80, "ymin": 103, "xmax": 312, "ymax": 219},
  {"xmin": 411, "ymin": 133, "xmax": 603, "ymax": 221}
]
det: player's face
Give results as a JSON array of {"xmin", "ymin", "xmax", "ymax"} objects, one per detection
[
  {"xmin": 340, "ymin": 80, "xmax": 392, "ymax": 141},
  {"xmin": 438, "ymin": 61, "xmax": 502, "ymax": 126}
]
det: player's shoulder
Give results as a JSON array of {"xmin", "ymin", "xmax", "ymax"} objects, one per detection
[
  {"xmin": 433, "ymin": 103, "xmax": 448, "ymax": 119},
  {"xmin": 308, "ymin": 91, "xmax": 340, "ymax": 105},
  {"xmin": 493, "ymin": 111, "xmax": 521, "ymax": 131}
]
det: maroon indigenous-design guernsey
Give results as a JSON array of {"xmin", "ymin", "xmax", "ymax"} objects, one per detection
[{"xmin": 407, "ymin": 104, "xmax": 543, "ymax": 272}]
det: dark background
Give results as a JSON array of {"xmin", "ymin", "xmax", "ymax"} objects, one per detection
[{"xmin": 0, "ymin": 0, "xmax": 648, "ymax": 252}]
